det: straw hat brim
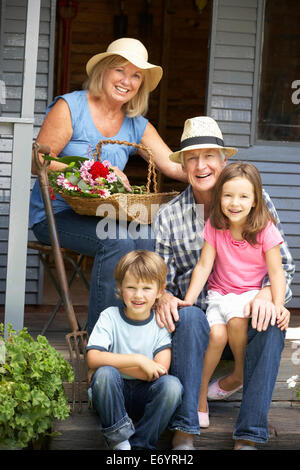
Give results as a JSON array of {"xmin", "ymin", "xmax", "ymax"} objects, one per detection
[
  {"xmin": 169, "ymin": 143, "xmax": 238, "ymax": 163},
  {"xmin": 86, "ymin": 52, "xmax": 163, "ymax": 91}
]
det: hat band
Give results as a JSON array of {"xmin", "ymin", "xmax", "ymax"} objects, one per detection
[{"xmin": 180, "ymin": 136, "xmax": 224, "ymax": 150}]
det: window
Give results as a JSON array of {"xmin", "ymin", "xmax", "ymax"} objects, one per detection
[{"xmin": 257, "ymin": 0, "xmax": 300, "ymax": 142}]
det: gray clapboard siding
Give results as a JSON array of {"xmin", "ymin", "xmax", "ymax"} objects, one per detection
[
  {"xmin": 207, "ymin": 0, "xmax": 300, "ymax": 307},
  {"xmin": 0, "ymin": 0, "xmax": 55, "ymax": 305}
]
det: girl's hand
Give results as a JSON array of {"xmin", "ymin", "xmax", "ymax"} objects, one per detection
[
  {"xmin": 111, "ymin": 166, "xmax": 132, "ymax": 191},
  {"xmin": 276, "ymin": 306, "xmax": 290, "ymax": 331}
]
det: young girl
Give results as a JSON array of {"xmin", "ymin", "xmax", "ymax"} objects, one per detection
[{"xmin": 184, "ymin": 162, "xmax": 290, "ymax": 428}]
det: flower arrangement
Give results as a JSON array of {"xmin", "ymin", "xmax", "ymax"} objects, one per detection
[{"xmin": 46, "ymin": 155, "xmax": 147, "ymax": 199}]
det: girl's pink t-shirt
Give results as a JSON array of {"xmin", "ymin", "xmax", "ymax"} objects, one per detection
[{"xmin": 203, "ymin": 219, "xmax": 284, "ymax": 295}]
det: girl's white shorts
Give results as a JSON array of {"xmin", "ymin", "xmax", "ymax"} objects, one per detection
[{"xmin": 205, "ymin": 289, "xmax": 260, "ymax": 327}]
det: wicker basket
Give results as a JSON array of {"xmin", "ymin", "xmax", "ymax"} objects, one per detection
[{"xmin": 59, "ymin": 140, "xmax": 179, "ymax": 224}]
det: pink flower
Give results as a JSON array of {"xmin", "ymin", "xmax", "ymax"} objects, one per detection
[
  {"xmin": 106, "ymin": 172, "xmax": 118, "ymax": 183},
  {"xmin": 102, "ymin": 160, "xmax": 112, "ymax": 168},
  {"xmin": 57, "ymin": 173, "xmax": 66, "ymax": 186}
]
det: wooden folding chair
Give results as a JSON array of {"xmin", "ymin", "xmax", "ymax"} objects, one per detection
[{"xmin": 28, "ymin": 240, "xmax": 90, "ymax": 334}]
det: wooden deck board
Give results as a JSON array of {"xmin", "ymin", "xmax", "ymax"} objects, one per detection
[
  {"xmin": 1, "ymin": 307, "xmax": 299, "ymax": 450},
  {"xmin": 49, "ymin": 402, "xmax": 300, "ymax": 450}
]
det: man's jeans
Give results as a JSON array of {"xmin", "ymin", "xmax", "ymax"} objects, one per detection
[
  {"xmin": 90, "ymin": 366, "xmax": 183, "ymax": 449},
  {"xmin": 170, "ymin": 307, "xmax": 286, "ymax": 442},
  {"xmin": 233, "ymin": 324, "xmax": 286, "ymax": 443},
  {"xmin": 168, "ymin": 306, "xmax": 210, "ymax": 435},
  {"xmin": 32, "ymin": 209, "xmax": 154, "ymax": 334}
]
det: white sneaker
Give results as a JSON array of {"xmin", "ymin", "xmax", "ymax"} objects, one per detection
[{"xmin": 113, "ymin": 440, "xmax": 131, "ymax": 450}]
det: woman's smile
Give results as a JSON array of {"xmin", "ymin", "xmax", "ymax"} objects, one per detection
[{"xmin": 102, "ymin": 62, "xmax": 143, "ymax": 104}]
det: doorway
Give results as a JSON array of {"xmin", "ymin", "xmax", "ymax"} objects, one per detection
[{"xmin": 53, "ymin": 0, "xmax": 212, "ymax": 192}]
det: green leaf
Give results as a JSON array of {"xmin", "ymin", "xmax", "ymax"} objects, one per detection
[
  {"xmin": 42, "ymin": 155, "xmax": 88, "ymax": 165},
  {"xmin": 67, "ymin": 174, "xmax": 80, "ymax": 186},
  {"xmin": 77, "ymin": 179, "xmax": 90, "ymax": 191}
]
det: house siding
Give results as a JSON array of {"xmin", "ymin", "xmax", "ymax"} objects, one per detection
[
  {"xmin": 207, "ymin": 0, "xmax": 300, "ymax": 308},
  {"xmin": 0, "ymin": 0, "xmax": 55, "ymax": 304}
]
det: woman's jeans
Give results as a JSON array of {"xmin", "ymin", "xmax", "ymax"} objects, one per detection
[
  {"xmin": 90, "ymin": 366, "xmax": 183, "ymax": 449},
  {"xmin": 32, "ymin": 209, "xmax": 154, "ymax": 334}
]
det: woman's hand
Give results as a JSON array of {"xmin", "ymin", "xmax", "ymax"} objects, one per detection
[{"xmin": 111, "ymin": 166, "xmax": 132, "ymax": 192}]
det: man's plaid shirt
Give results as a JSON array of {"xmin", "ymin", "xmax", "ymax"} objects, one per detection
[{"xmin": 153, "ymin": 185, "xmax": 295, "ymax": 310}]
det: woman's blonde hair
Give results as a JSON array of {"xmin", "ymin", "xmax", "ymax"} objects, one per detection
[
  {"xmin": 210, "ymin": 161, "xmax": 277, "ymax": 245},
  {"xmin": 83, "ymin": 55, "xmax": 150, "ymax": 117},
  {"xmin": 114, "ymin": 250, "xmax": 167, "ymax": 300}
]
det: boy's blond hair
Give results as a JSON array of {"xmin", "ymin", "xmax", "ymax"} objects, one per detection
[{"xmin": 114, "ymin": 250, "xmax": 167, "ymax": 300}]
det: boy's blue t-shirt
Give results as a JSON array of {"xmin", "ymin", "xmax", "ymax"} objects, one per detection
[
  {"xmin": 29, "ymin": 90, "xmax": 148, "ymax": 227},
  {"xmin": 86, "ymin": 306, "xmax": 172, "ymax": 380}
]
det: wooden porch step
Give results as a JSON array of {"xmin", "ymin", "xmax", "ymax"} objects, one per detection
[{"xmin": 49, "ymin": 402, "xmax": 300, "ymax": 450}]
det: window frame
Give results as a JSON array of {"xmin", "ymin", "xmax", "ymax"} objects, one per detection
[{"xmin": 251, "ymin": 0, "xmax": 300, "ymax": 147}]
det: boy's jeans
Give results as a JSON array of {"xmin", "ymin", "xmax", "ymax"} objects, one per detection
[{"xmin": 90, "ymin": 366, "xmax": 183, "ymax": 450}]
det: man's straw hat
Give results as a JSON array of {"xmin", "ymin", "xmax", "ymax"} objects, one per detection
[
  {"xmin": 169, "ymin": 116, "xmax": 238, "ymax": 163},
  {"xmin": 86, "ymin": 37, "xmax": 163, "ymax": 91}
]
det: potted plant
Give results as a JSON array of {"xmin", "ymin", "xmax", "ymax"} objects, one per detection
[{"xmin": 0, "ymin": 323, "xmax": 74, "ymax": 450}]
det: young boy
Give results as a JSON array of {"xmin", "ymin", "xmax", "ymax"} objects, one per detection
[{"xmin": 86, "ymin": 250, "xmax": 183, "ymax": 451}]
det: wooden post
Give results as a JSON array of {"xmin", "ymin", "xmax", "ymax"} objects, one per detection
[
  {"xmin": 157, "ymin": 0, "xmax": 171, "ymax": 191},
  {"xmin": 4, "ymin": 0, "xmax": 41, "ymax": 332}
]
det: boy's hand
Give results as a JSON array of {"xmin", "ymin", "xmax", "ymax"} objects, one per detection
[
  {"xmin": 138, "ymin": 355, "xmax": 168, "ymax": 382},
  {"xmin": 276, "ymin": 305, "xmax": 290, "ymax": 331},
  {"xmin": 88, "ymin": 368, "xmax": 96, "ymax": 385}
]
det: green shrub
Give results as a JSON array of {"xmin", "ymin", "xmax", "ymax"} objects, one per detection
[{"xmin": 0, "ymin": 323, "xmax": 74, "ymax": 449}]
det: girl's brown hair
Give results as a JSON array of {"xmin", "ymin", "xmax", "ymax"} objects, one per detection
[{"xmin": 210, "ymin": 162, "xmax": 277, "ymax": 245}]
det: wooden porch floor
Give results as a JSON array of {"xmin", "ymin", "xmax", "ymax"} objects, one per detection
[{"xmin": 1, "ymin": 304, "xmax": 299, "ymax": 451}]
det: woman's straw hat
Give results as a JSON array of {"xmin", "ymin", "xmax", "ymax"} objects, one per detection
[
  {"xmin": 86, "ymin": 37, "xmax": 163, "ymax": 91},
  {"xmin": 169, "ymin": 116, "xmax": 238, "ymax": 163}
]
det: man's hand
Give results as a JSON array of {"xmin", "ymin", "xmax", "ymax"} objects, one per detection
[
  {"xmin": 155, "ymin": 292, "xmax": 186, "ymax": 333},
  {"xmin": 244, "ymin": 296, "xmax": 277, "ymax": 331}
]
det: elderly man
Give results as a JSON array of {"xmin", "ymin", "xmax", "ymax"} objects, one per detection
[{"xmin": 153, "ymin": 116, "xmax": 295, "ymax": 450}]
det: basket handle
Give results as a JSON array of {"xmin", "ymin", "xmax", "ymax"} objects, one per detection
[{"xmin": 93, "ymin": 139, "xmax": 158, "ymax": 194}]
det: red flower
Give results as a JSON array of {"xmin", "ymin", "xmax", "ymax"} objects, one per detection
[
  {"xmin": 89, "ymin": 161, "xmax": 110, "ymax": 180},
  {"xmin": 49, "ymin": 187, "xmax": 56, "ymax": 200}
]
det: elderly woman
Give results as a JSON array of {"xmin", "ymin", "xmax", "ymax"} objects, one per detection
[{"xmin": 30, "ymin": 38, "xmax": 186, "ymax": 334}]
